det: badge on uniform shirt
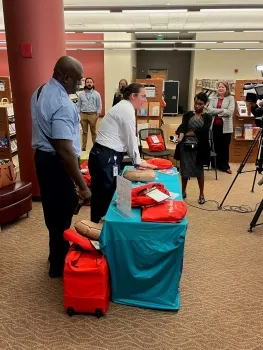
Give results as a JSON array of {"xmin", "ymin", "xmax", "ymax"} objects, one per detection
[
  {"xmin": 113, "ymin": 155, "xmax": 118, "ymax": 177},
  {"xmin": 113, "ymin": 165, "xmax": 118, "ymax": 177}
]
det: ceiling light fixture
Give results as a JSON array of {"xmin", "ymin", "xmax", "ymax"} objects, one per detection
[
  {"xmin": 200, "ymin": 8, "xmax": 263, "ymax": 12},
  {"xmin": 181, "ymin": 41, "xmax": 217, "ymax": 44},
  {"xmin": 243, "ymin": 30, "xmax": 263, "ymax": 33},
  {"xmin": 141, "ymin": 41, "xmax": 175, "ymax": 44},
  {"xmin": 65, "ymin": 32, "xmax": 76, "ymax": 34},
  {"xmin": 188, "ymin": 30, "xmax": 235, "ymax": 33},
  {"xmin": 122, "ymin": 9, "xmax": 187, "ymax": 13},
  {"xmin": 64, "ymin": 10, "xmax": 110, "ymax": 14},
  {"xmin": 144, "ymin": 48, "xmax": 174, "ymax": 50},
  {"xmin": 177, "ymin": 48, "xmax": 206, "ymax": 51},
  {"xmin": 246, "ymin": 49, "xmax": 263, "ymax": 51},
  {"xmin": 211, "ymin": 48, "xmax": 240, "ymax": 51},
  {"xmin": 135, "ymin": 31, "xmax": 180, "ymax": 34},
  {"xmin": 223, "ymin": 41, "xmax": 260, "ymax": 44}
]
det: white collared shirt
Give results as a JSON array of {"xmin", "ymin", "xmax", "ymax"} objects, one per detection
[{"xmin": 96, "ymin": 100, "xmax": 141, "ymax": 165}]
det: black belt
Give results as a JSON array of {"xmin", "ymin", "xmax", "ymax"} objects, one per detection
[{"xmin": 94, "ymin": 142, "xmax": 115, "ymax": 152}]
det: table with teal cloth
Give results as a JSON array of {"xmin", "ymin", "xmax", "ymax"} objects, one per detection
[{"xmin": 99, "ymin": 167, "xmax": 188, "ymax": 311}]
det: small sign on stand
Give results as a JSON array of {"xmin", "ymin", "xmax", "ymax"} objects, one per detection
[{"xmin": 116, "ymin": 175, "xmax": 132, "ymax": 218}]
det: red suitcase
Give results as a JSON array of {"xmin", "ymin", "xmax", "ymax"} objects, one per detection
[{"xmin": 63, "ymin": 229, "xmax": 110, "ymax": 318}]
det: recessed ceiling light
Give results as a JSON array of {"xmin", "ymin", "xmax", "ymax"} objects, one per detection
[
  {"xmin": 200, "ymin": 8, "xmax": 263, "ymax": 12},
  {"xmin": 177, "ymin": 48, "xmax": 206, "ymax": 51},
  {"xmin": 122, "ymin": 9, "xmax": 187, "ymax": 13},
  {"xmin": 135, "ymin": 31, "xmax": 180, "ymax": 34},
  {"xmin": 243, "ymin": 30, "xmax": 263, "ymax": 33},
  {"xmin": 182, "ymin": 41, "xmax": 217, "ymax": 44},
  {"xmin": 246, "ymin": 49, "xmax": 263, "ymax": 51},
  {"xmin": 188, "ymin": 30, "xmax": 235, "ymax": 33},
  {"xmin": 141, "ymin": 41, "xmax": 175, "ymax": 44},
  {"xmin": 64, "ymin": 10, "xmax": 110, "ymax": 14},
  {"xmin": 144, "ymin": 48, "xmax": 174, "ymax": 50},
  {"xmin": 211, "ymin": 48, "xmax": 240, "ymax": 51},
  {"xmin": 223, "ymin": 41, "xmax": 260, "ymax": 44}
]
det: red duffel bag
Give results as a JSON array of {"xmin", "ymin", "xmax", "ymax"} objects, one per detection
[
  {"xmin": 141, "ymin": 200, "xmax": 187, "ymax": 223},
  {"xmin": 63, "ymin": 229, "xmax": 110, "ymax": 318},
  {"xmin": 147, "ymin": 158, "xmax": 173, "ymax": 169},
  {"xmin": 146, "ymin": 134, "xmax": 165, "ymax": 152},
  {"xmin": 132, "ymin": 182, "xmax": 170, "ymax": 207}
]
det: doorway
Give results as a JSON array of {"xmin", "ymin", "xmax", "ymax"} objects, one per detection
[{"xmin": 148, "ymin": 69, "xmax": 168, "ymax": 81}]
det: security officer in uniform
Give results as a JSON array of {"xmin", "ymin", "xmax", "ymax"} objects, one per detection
[{"xmin": 31, "ymin": 56, "xmax": 91, "ymax": 278}]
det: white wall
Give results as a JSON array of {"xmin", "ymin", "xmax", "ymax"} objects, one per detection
[
  {"xmin": 104, "ymin": 33, "xmax": 136, "ymax": 113},
  {"xmin": 188, "ymin": 33, "xmax": 263, "ymax": 108}
]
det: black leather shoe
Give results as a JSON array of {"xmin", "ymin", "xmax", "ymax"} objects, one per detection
[{"xmin": 49, "ymin": 267, "xmax": 63, "ymax": 278}]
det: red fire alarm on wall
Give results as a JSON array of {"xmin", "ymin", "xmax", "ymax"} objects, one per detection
[
  {"xmin": 234, "ymin": 68, "xmax": 238, "ymax": 73},
  {"xmin": 21, "ymin": 42, "xmax": 33, "ymax": 58}
]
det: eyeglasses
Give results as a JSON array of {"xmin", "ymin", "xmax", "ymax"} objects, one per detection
[{"xmin": 135, "ymin": 93, "xmax": 147, "ymax": 99}]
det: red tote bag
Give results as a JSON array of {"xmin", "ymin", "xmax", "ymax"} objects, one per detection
[
  {"xmin": 132, "ymin": 182, "xmax": 170, "ymax": 207},
  {"xmin": 146, "ymin": 134, "xmax": 165, "ymax": 152},
  {"xmin": 141, "ymin": 200, "xmax": 187, "ymax": 223}
]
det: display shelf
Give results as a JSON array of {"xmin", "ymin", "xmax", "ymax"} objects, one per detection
[
  {"xmin": 0, "ymin": 102, "xmax": 17, "ymax": 161},
  {"xmin": 230, "ymin": 79, "xmax": 263, "ymax": 163},
  {"xmin": 136, "ymin": 78, "xmax": 164, "ymax": 129}
]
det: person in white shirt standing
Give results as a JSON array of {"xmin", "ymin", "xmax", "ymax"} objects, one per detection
[
  {"xmin": 77, "ymin": 77, "xmax": 102, "ymax": 150},
  {"xmin": 88, "ymin": 83, "xmax": 156, "ymax": 223}
]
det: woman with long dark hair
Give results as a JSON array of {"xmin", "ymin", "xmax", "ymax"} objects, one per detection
[{"xmin": 174, "ymin": 92, "xmax": 212, "ymax": 204}]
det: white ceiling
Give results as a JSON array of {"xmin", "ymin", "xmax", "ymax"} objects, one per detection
[{"xmin": 0, "ymin": 0, "xmax": 262, "ymax": 36}]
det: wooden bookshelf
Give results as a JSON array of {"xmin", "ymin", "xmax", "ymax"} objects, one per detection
[
  {"xmin": 136, "ymin": 78, "xmax": 163, "ymax": 129},
  {"xmin": 0, "ymin": 103, "xmax": 17, "ymax": 161},
  {"xmin": 230, "ymin": 79, "xmax": 263, "ymax": 163},
  {"xmin": 0, "ymin": 76, "xmax": 12, "ymax": 103}
]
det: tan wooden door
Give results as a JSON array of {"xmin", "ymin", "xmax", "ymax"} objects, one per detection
[{"xmin": 148, "ymin": 69, "xmax": 168, "ymax": 81}]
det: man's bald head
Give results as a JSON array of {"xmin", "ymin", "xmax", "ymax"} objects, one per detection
[{"xmin": 53, "ymin": 56, "xmax": 83, "ymax": 95}]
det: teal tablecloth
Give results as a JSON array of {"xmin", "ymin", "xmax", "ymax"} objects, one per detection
[{"xmin": 99, "ymin": 168, "xmax": 188, "ymax": 310}]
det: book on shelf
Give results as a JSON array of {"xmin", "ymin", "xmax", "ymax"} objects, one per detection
[
  {"xmin": 244, "ymin": 124, "xmax": 253, "ymax": 140},
  {"xmin": 234, "ymin": 126, "xmax": 243, "ymax": 139},
  {"xmin": 149, "ymin": 102, "xmax": 160, "ymax": 116},
  {"xmin": 149, "ymin": 119, "xmax": 159, "ymax": 128},
  {"xmin": 236, "ymin": 101, "xmax": 248, "ymax": 117},
  {"xmin": 253, "ymin": 127, "xmax": 260, "ymax": 139},
  {"xmin": 0, "ymin": 137, "xmax": 8, "ymax": 148},
  {"xmin": 137, "ymin": 102, "xmax": 148, "ymax": 116}
]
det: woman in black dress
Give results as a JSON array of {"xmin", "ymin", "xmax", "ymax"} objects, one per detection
[
  {"xmin": 174, "ymin": 92, "xmax": 212, "ymax": 204},
  {"xmin": 112, "ymin": 79, "xmax": 128, "ymax": 106}
]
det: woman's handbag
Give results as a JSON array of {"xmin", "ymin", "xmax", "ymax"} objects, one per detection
[
  {"xmin": 183, "ymin": 138, "xmax": 198, "ymax": 150},
  {"xmin": 0, "ymin": 159, "xmax": 16, "ymax": 188}
]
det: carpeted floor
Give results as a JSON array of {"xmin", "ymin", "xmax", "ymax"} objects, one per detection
[{"xmin": 1, "ymin": 162, "xmax": 263, "ymax": 349}]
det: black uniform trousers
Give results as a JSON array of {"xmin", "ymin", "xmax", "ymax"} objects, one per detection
[
  {"xmin": 212, "ymin": 125, "xmax": 232, "ymax": 172},
  {"xmin": 88, "ymin": 143, "xmax": 124, "ymax": 223},
  {"xmin": 34, "ymin": 149, "xmax": 78, "ymax": 273}
]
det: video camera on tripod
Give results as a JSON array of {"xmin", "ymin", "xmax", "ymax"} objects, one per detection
[
  {"xmin": 218, "ymin": 82, "xmax": 263, "ymax": 232},
  {"xmin": 243, "ymin": 82, "xmax": 263, "ymax": 125}
]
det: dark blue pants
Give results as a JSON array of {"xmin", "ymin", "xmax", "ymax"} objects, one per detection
[
  {"xmin": 34, "ymin": 149, "xmax": 78, "ymax": 273},
  {"xmin": 88, "ymin": 143, "xmax": 123, "ymax": 223}
]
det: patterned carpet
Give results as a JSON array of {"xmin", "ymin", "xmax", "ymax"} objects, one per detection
[{"xmin": 1, "ymin": 163, "xmax": 263, "ymax": 350}]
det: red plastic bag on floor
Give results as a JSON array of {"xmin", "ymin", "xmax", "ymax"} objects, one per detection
[
  {"xmin": 147, "ymin": 158, "xmax": 173, "ymax": 169},
  {"xmin": 141, "ymin": 200, "xmax": 187, "ymax": 223},
  {"xmin": 146, "ymin": 134, "xmax": 165, "ymax": 152},
  {"xmin": 132, "ymin": 182, "xmax": 170, "ymax": 207}
]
